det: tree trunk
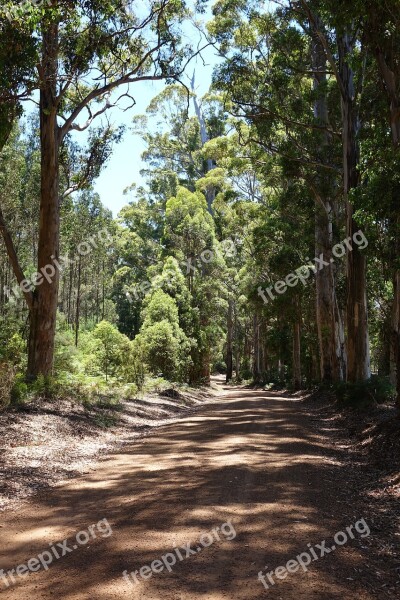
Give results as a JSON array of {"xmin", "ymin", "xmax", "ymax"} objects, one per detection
[
  {"xmin": 252, "ymin": 312, "xmax": 261, "ymax": 383},
  {"xmin": 199, "ymin": 350, "xmax": 211, "ymax": 385},
  {"xmin": 392, "ymin": 271, "xmax": 400, "ymax": 406},
  {"xmin": 234, "ymin": 302, "xmax": 241, "ymax": 381},
  {"xmin": 27, "ymin": 23, "xmax": 60, "ymax": 380},
  {"xmin": 335, "ymin": 297, "xmax": 347, "ymax": 380},
  {"xmin": 315, "ymin": 201, "xmax": 341, "ymax": 381},
  {"xmin": 293, "ymin": 320, "xmax": 302, "ymax": 390},
  {"xmin": 312, "ymin": 28, "xmax": 343, "ymax": 383},
  {"xmin": 191, "ymin": 73, "xmax": 215, "ymax": 215},
  {"xmin": 67, "ymin": 261, "xmax": 74, "ymax": 325},
  {"xmin": 0, "ymin": 206, "xmax": 33, "ymax": 310},
  {"xmin": 261, "ymin": 319, "xmax": 268, "ymax": 375},
  {"xmin": 96, "ymin": 266, "xmax": 100, "ymax": 323},
  {"xmin": 374, "ymin": 48, "xmax": 400, "ymax": 405},
  {"xmin": 75, "ymin": 254, "xmax": 82, "ymax": 347},
  {"xmin": 339, "ymin": 32, "xmax": 371, "ymax": 382},
  {"xmin": 226, "ymin": 299, "xmax": 233, "ymax": 382},
  {"xmin": 102, "ymin": 259, "xmax": 105, "ymax": 319}
]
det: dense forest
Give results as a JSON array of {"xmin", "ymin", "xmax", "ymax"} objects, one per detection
[{"xmin": 0, "ymin": 0, "xmax": 399, "ymax": 407}]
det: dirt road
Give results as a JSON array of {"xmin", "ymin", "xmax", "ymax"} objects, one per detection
[{"xmin": 0, "ymin": 382, "xmax": 390, "ymax": 599}]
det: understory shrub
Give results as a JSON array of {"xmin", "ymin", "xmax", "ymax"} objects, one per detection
[
  {"xmin": 333, "ymin": 375, "xmax": 396, "ymax": 407},
  {"xmin": 0, "ymin": 362, "xmax": 16, "ymax": 411}
]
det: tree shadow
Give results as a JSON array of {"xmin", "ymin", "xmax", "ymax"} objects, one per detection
[{"xmin": 0, "ymin": 386, "xmax": 396, "ymax": 599}]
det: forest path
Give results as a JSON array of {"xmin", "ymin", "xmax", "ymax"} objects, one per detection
[{"xmin": 0, "ymin": 380, "xmax": 380, "ymax": 599}]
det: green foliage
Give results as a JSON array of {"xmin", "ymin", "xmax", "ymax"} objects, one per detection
[
  {"xmin": 212, "ymin": 358, "xmax": 227, "ymax": 374},
  {"xmin": 137, "ymin": 289, "xmax": 193, "ymax": 381},
  {"xmin": 120, "ymin": 339, "xmax": 147, "ymax": 391},
  {"xmin": 54, "ymin": 329, "xmax": 78, "ymax": 374},
  {"xmin": 333, "ymin": 376, "xmax": 396, "ymax": 408},
  {"xmin": 0, "ymin": 316, "xmax": 24, "ymax": 362},
  {"xmin": 92, "ymin": 320, "xmax": 131, "ymax": 381},
  {"xmin": 136, "ymin": 320, "xmax": 182, "ymax": 378},
  {"xmin": 4, "ymin": 333, "xmax": 25, "ymax": 367},
  {"xmin": 9, "ymin": 377, "xmax": 28, "ymax": 406},
  {"xmin": 0, "ymin": 362, "xmax": 16, "ymax": 411},
  {"xmin": 1, "ymin": 0, "xmax": 400, "ymax": 411},
  {"xmin": 142, "ymin": 289, "xmax": 180, "ymax": 325},
  {"xmin": 164, "ymin": 187, "xmax": 215, "ymax": 257},
  {"xmin": 10, "ymin": 373, "xmax": 63, "ymax": 405}
]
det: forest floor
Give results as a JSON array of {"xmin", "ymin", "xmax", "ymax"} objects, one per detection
[
  {"xmin": 0, "ymin": 378, "xmax": 399, "ymax": 599},
  {"xmin": 0, "ymin": 384, "xmax": 214, "ymax": 512}
]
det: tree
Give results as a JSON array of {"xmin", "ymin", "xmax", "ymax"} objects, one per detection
[
  {"xmin": 136, "ymin": 289, "xmax": 192, "ymax": 380},
  {"xmin": 131, "ymin": 83, "xmax": 227, "ymax": 211},
  {"xmin": 164, "ymin": 186, "xmax": 227, "ymax": 382},
  {"xmin": 93, "ymin": 320, "xmax": 130, "ymax": 382},
  {"xmin": 0, "ymin": 0, "xmax": 195, "ymax": 380},
  {"xmin": 210, "ymin": 0, "xmax": 371, "ymax": 382},
  {"xmin": 362, "ymin": 1, "xmax": 400, "ymax": 404}
]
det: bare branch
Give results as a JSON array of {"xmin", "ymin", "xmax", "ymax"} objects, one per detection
[
  {"xmin": 59, "ymin": 40, "xmax": 211, "ymax": 141},
  {"xmin": 69, "ymin": 98, "xmax": 113, "ymax": 132}
]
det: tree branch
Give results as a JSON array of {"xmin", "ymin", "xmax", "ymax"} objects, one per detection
[
  {"xmin": 298, "ymin": 0, "xmax": 346, "ymax": 99},
  {"xmin": 0, "ymin": 204, "xmax": 33, "ymax": 310},
  {"xmin": 59, "ymin": 39, "xmax": 211, "ymax": 142}
]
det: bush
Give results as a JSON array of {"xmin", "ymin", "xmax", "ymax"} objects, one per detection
[
  {"xmin": 129, "ymin": 340, "xmax": 146, "ymax": 390},
  {"xmin": 92, "ymin": 320, "xmax": 131, "ymax": 381},
  {"xmin": 77, "ymin": 331, "xmax": 103, "ymax": 376},
  {"xmin": 0, "ymin": 362, "xmax": 16, "ymax": 411},
  {"xmin": 10, "ymin": 375, "xmax": 28, "ymax": 405},
  {"xmin": 11, "ymin": 374, "xmax": 64, "ymax": 404},
  {"xmin": 0, "ymin": 317, "xmax": 23, "ymax": 360},
  {"xmin": 0, "ymin": 317, "xmax": 26, "ymax": 370},
  {"xmin": 6, "ymin": 333, "xmax": 26, "ymax": 367},
  {"xmin": 333, "ymin": 375, "xmax": 396, "ymax": 407},
  {"xmin": 137, "ymin": 289, "xmax": 193, "ymax": 382},
  {"xmin": 212, "ymin": 359, "xmax": 227, "ymax": 374},
  {"xmin": 141, "ymin": 289, "xmax": 180, "ymax": 324},
  {"xmin": 261, "ymin": 366, "xmax": 290, "ymax": 388},
  {"xmin": 136, "ymin": 320, "xmax": 180, "ymax": 379},
  {"xmin": 54, "ymin": 330, "xmax": 78, "ymax": 374}
]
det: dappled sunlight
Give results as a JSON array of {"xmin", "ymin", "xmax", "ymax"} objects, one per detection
[{"xmin": 0, "ymin": 386, "xmax": 377, "ymax": 599}]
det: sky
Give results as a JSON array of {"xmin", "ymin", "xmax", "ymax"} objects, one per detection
[
  {"xmin": 18, "ymin": 5, "xmax": 221, "ymax": 218},
  {"xmin": 92, "ymin": 32, "xmax": 220, "ymax": 217}
]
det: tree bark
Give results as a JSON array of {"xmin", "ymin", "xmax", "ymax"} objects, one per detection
[
  {"xmin": 191, "ymin": 73, "xmax": 215, "ymax": 215},
  {"xmin": 252, "ymin": 312, "xmax": 261, "ymax": 383},
  {"xmin": 234, "ymin": 302, "xmax": 241, "ymax": 381},
  {"xmin": 372, "ymin": 46, "xmax": 400, "ymax": 406},
  {"xmin": 75, "ymin": 254, "xmax": 82, "ymax": 347},
  {"xmin": 339, "ymin": 32, "xmax": 371, "ymax": 382},
  {"xmin": 312, "ymin": 28, "xmax": 344, "ymax": 382},
  {"xmin": 392, "ymin": 271, "xmax": 400, "ymax": 406},
  {"xmin": 293, "ymin": 319, "xmax": 302, "ymax": 391},
  {"xmin": 27, "ymin": 22, "xmax": 60, "ymax": 380},
  {"xmin": 67, "ymin": 261, "xmax": 74, "ymax": 325},
  {"xmin": 304, "ymin": 9, "xmax": 371, "ymax": 382},
  {"xmin": 0, "ymin": 205, "xmax": 33, "ymax": 310},
  {"xmin": 226, "ymin": 298, "xmax": 233, "ymax": 382}
]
